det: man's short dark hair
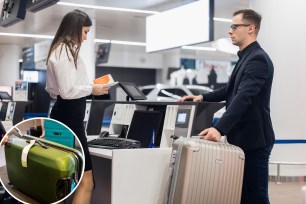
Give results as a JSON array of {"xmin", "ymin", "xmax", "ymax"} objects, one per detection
[{"xmin": 234, "ymin": 9, "xmax": 262, "ymax": 34}]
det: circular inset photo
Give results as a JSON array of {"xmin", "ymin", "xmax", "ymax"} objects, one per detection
[{"xmin": 0, "ymin": 118, "xmax": 85, "ymax": 204}]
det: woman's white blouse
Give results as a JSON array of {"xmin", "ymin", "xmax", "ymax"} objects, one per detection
[{"xmin": 45, "ymin": 45, "xmax": 93, "ymax": 99}]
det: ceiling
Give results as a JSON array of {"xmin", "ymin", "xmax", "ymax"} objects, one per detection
[{"xmin": 0, "ymin": 0, "xmax": 249, "ymax": 52}]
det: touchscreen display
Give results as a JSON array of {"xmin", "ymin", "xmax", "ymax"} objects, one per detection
[
  {"xmin": 126, "ymin": 85, "xmax": 142, "ymax": 97},
  {"xmin": 177, "ymin": 113, "xmax": 187, "ymax": 124},
  {"xmin": 119, "ymin": 82, "xmax": 147, "ymax": 100}
]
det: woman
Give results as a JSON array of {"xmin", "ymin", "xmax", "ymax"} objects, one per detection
[
  {"xmin": 45, "ymin": 9, "xmax": 109, "ymax": 204},
  {"xmin": 0, "ymin": 121, "xmax": 6, "ymax": 139}
]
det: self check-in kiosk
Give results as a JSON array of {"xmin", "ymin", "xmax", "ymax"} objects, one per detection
[
  {"xmin": 0, "ymin": 101, "xmax": 30, "ymax": 125},
  {"xmin": 159, "ymin": 104, "xmax": 196, "ymax": 147},
  {"xmin": 108, "ymin": 103, "xmax": 146, "ymax": 136},
  {"xmin": 86, "ymin": 101, "xmax": 224, "ymax": 147}
]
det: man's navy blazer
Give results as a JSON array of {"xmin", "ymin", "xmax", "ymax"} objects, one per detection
[{"xmin": 203, "ymin": 41, "xmax": 275, "ymax": 151}]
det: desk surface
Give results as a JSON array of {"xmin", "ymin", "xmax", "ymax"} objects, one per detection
[
  {"xmin": 87, "ymin": 135, "xmax": 173, "ymax": 160},
  {"xmin": 89, "ymin": 147, "xmax": 113, "ymax": 159},
  {"xmin": 87, "ymin": 135, "xmax": 112, "ymax": 159}
]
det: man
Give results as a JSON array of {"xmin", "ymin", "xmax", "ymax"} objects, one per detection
[{"xmin": 179, "ymin": 9, "xmax": 275, "ymax": 204}]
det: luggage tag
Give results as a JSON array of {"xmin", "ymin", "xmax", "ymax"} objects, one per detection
[
  {"xmin": 21, "ymin": 139, "xmax": 49, "ymax": 167},
  {"xmin": 21, "ymin": 140, "xmax": 36, "ymax": 168}
]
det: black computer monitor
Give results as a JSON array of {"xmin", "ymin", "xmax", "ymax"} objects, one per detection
[
  {"xmin": 0, "ymin": 0, "xmax": 26, "ymax": 27},
  {"xmin": 191, "ymin": 102, "xmax": 225, "ymax": 135},
  {"xmin": 0, "ymin": 102, "xmax": 8, "ymax": 121},
  {"xmin": 0, "ymin": 86, "xmax": 12, "ymax": 97},
  {"xmin": 11, "ymin": 101, "xmax": 31, "ymax": 126},
  {"xmin": 0, "ymin": 91, "xmax": 12, "ymax": 101},
  {"xmin": 126, "ymin": 110, "xmax": 164, "ymax": 148},
  {"xmin": 96, "ymin": 43, "xmax": 111, "ymax": 65},
  {"xmin": 26, "ymin": 0, "xmax": 60, "ymax": 12},
  {"xmin": 86, "ymin": 101, "xmax": 115, "ymax": 135},
  {"xmin": 119, "ymin": 82, "xmax": 147, "ymax": 101}
]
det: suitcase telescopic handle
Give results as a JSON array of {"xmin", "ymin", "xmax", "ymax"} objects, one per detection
[
  {"xmin": 26, "ymin": 139, "xmax": 48, "ymax": 149},
  {"xmin": 170, "ymin": 135, "xmax": 180, "ymax": 140},
  {"xmin": 190, "ymin": 135, "xmax": 228, "ymax": 144},
  {"xmin": 6, "ymin": 127, "xmax": 23, "ymax": 138}
]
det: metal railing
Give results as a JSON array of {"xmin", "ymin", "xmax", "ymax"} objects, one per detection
[{"xmin": 269, "ymin": 161, "xmax": 306, "ymax": 184}]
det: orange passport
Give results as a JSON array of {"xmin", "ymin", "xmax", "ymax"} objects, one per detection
[
  {"xmin": 93, "ymin": 74, "xmax": 118, "ymax": 87},
  {"xmin": 94, "ymin": 74, "xmax": 114, "ymax": 84}
]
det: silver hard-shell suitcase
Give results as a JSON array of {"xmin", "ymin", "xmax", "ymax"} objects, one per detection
[{"xmin": 165, "ymin": 138, "xmax": 245, "ymax": 204}]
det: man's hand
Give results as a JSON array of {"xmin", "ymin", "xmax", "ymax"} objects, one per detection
[
  {"xmin": 177, "ymin": 95, "xmax": 203, "ymax": 102},
  {"xmin": 198, "ymin": 127, "xmax": 221, "ymax": 142}
]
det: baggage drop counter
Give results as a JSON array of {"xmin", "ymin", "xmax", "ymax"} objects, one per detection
[
  {"xmin": 89, "ymin": 147, "xmax": 172, "ymax": 204},
  {"xmin": 86, "ymin": 101, "xmax": 225, "ymax": 204}
]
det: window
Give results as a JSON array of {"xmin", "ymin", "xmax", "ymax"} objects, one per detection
[
  {"xmin": 188, "ymin": 88, "xmax": 211, "ymax": 95},
  {"xmin": 141, "ymin": 88, "xmax": 154, "ymax": 95},
  {"xmin": 158, "ymin": 88, "xmax": 187, "ymax": 98}
]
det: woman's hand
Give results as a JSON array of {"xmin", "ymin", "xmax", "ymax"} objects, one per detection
[
  {"xmin": 40, "ymin": 129, "xmax": 45, "ymax": 138},
  {"xmin": 1, "ymin": 135, "xmax": 8, "ymax": 145},
  {"xmin": 1, "ymin": 127, "xmax": 22, "ymax": 145},
  {"xmin": 92, "ymin": 84, "xmax": 110, "ymax": 95}
]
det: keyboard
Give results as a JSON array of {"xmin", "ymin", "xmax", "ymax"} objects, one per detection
[{"xmin": 87, "ymin": 137, "xmax": 141, "ymax": 149}]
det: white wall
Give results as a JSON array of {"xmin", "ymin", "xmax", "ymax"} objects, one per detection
[
  {"xmin": 106, "ymin": 50, "xmax": 163, "ymax": 69},
  {"xmin": 158, "ymin": 52, "xmax": 181, "ymax": 83},
  {"xmin": 251, "ymin": 0, "xmax": 306, "ymax": 176},
  {"xmin": 80, "ymin": 18, "xmax": 96, "ymax": 81},
  {"xmin": 103, "ymin": 45, "xmax": 164, "ymax": 70},
  {"xmin": 0, "ymin": 45, "xmax": 20, "ymax": 86}
]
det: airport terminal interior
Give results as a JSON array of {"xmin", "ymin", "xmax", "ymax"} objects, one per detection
[{"xmin": 0, "ymin": 0, "xmax": 306, "ymax": 204}]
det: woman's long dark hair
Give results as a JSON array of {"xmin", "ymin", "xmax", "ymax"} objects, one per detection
[{"xmin": 46, "ymin": 9, "xmax": 92, "ymax": 69}]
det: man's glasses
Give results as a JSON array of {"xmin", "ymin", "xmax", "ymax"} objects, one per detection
[{"xmin": 230, "ymin": 24, "xmax": 251, "ymax": 31}]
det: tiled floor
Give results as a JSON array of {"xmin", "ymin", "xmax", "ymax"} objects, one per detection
[
  {"xmin": 1, "ymin": 181, "xmax": 305, "ymax": 204},
  {"xmin": 269, "ymin": 181, "xmax": 306, "ymax": 204}
]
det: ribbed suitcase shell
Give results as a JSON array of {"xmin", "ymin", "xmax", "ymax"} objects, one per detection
[
  {"xmin": 166, "ymin": 138, "xmax": 245, "ymax": 204},
  {"xmin": 5, "ymin": 135, "xmax": 82, "ymax": 204}
]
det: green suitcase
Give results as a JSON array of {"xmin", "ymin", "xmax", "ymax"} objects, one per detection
[{"xmin": 5, "ymin": 134, "xmax": 83, "ymax": 204}]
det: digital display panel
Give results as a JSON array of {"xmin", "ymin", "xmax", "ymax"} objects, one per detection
[
  {"xmin": 176, "ymin": 112, "xmax": 187, "ymax": 124},
  {"xmin": 0, "ymin": 0, "xmax": 26, "ymax": 27},
  {"xmin": 146, "ymin": 0, "xmax": 214, "ymax": 52}
]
